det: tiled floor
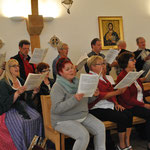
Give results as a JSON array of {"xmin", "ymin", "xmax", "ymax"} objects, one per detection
[
  {"xmin": 48, "ymin": 128, "xmax": 148, "ymax": 150},
  {"xmin": 112, "ymin": 129, "xmax": 147, "ymax": 150}
]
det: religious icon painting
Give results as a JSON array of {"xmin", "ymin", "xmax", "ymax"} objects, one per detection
[{"xmin": 98, "ymin": 16, "xmax": 124, "ymax": 50}]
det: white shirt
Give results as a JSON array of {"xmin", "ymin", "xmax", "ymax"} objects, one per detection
[
  {"xmin": 134, "ymin": 81, "xmax": 143, "ymax": 102},
  {"xmin": 89, "ymin": 71, "xmax": 114, "ymax": 110}
]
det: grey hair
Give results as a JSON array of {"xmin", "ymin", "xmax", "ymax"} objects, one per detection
[{"xmin": 57, "ymin": 42, "xmax": 68, "ymax": 51}]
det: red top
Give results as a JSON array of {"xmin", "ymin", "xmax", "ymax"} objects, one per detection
[
  {"xmin": 19, "ymin": 53, "xmax": 36, "ymax": 77},
  {"xmin": 88, "ymin": 73, "xmax": 117, "ymax": 109},
  {"xmin": 116, "ymin": 70, "xmax": 145, "ymax": 109},
  {"xmin": 0, "ymin": 114, "xmax": 17, "ymax": 150}
]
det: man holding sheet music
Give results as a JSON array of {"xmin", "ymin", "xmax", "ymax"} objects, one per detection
[
  {"xmin": 84, "ymin": 38, "xmax": 111, "ymax": 74},
  {"xmin": 134, "ymin": 37, "xmax": 150, "ymax": 76},
  {"xmin": 52, "ymin": 42, "xmax": 69, "ymax": 80},
  {"xmin": 11, "ymin": 40, "xmax": 36, "ymax": 80}
]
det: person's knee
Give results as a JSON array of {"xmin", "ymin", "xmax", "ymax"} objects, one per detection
[
  {"xmin": 92, "ymin": 121, "xmax": 105, "ymax": 137},
  {"xmin": 97, "ymin": 122, "xmax": 105, "ymax": 132},
  {"xmin": 78, "ymin": 129, "xmax": 90, "ymax": 144},
  {"xmin": 98, "ymin": 123, "xmax": 105, "ymax": 136}
]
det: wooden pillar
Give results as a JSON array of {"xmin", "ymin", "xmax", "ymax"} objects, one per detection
[{"xmin": 26, "ymin": 0, "xmax": 44, "ymax": 53}]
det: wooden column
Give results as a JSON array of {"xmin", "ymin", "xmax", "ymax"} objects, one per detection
[{"xmin": 26, "ymin": 0, "xmax": 44, "ymax": 53}]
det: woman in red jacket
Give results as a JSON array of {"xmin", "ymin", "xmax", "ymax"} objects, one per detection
[
  {"xmin": 117, "ymin": 52, "xmax": 150, "ymax": 150},
  {"xmin": 87, "ymin": 55, "xmax": 133, "ymax": 150}
]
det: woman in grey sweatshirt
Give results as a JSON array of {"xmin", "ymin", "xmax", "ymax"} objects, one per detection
[{"xmin": 50, "ymin": 57, "xmax": 106, "ymax": 150}]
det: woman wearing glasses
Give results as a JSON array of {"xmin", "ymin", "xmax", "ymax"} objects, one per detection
[
  {"xmin": 0, "ymin": 59, "xmax": 42, "ymax": 150},
  {"xmin": 87, "ymin": 55, "xmax": 133, "ymax": 150},
  {"xmin": 34, "ymin": 62, "xmax": 54, "ymax": 114},
  {"xmin": 117, "ymin": 52, "xmax": 150, "ymax": 150},
  {"xmin": 50, "ymin": 57, "xmax": 106, "ymax": 150}
]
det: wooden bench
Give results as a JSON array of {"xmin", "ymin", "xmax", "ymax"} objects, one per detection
[
  {"xmin": 104, "ymin": 82, "xmax": 150, "ymax": 130},
  {"xmin": 104, "ymin": 116, "xmax": 145, "ymax": 130},
  {"xmin": 143, "ymin": 82, "xmax": 150, "ymax": 103},
  {"xmin": 41, "ymin": 82, "xmax": 150, "ymax": 150}
]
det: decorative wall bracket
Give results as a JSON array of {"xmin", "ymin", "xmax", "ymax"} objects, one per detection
[{"xmin": 48, "ymin": 35, "xmax": 60, "ymax": 48}]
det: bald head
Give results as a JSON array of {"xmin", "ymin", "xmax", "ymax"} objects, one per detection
[{"xmin": 117, "ymin": 40, "xmax": 126, "ymax": 50}]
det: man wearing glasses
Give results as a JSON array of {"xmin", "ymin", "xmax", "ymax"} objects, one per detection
[
  {"xmin": 11, "ymin": 40, "xmax": 36, "ymax": 80},
  {"xmin": 52, "ymin": 42, "xmax": 69, "ymax": 81}
]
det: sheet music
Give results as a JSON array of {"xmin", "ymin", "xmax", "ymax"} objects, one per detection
[
  {"xmin": 29, "ymin": 48, "xmax": 48, "ymax": 64},
  {"xmin": 114, "ymin": 70, "xmax": 144, "ymax": 89},
  {"xmin": 24, "ymin": 73, "xmax": 47, "ymax": 91},
  {"xmin": 137, "ymin": 50, "xmax": 150, "ymax": 60},
  {"xmin": 145, "ymin": 69, "xmax": 150, "ymax": 82},
  {"xmin": 105, "ymin": 49, "xmax": 119, "ymax": 64},
  {"xmin": 76, "ymin": 53, "xmax": 88, "ymax": 71},
  {"xmin": 77, "ymin": 73, "xmax": 100, "ymax": 97},
  {"xmin": 0, "ymin": 52, "xmax": 6, "ymax": 67}
]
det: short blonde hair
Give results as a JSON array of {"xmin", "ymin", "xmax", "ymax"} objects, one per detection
[
  {"xmin": 57, "ymin": 42, "xmax": 68, "ymax": 51},
  {"xmin": 4, "ymin": 59, "xmax": 19, "ymax": 85},
  {"xmin": 87, "ymin": 55, "xmax": 103, "ymax": 70}
]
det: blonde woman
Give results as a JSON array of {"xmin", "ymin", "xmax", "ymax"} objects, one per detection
[
  {"xmin": 0, "ymin": 59, "xmax": 42, "ymax": 150},
  {"xmin": 87, "ymin": 55, "xmax": 133, "ymax": 150}
]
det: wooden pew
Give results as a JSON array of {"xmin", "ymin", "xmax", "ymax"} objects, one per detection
[
  {"xmin": 41, "ymin": 82, "xmax": 150, "ymax": 149},
  {"xmin": 104, "ymin": 82, "xmax": 150, "ymax": 130},
  {"xmin": 143, "ymin": 82, "xmax": 150, "ymax": 103}
]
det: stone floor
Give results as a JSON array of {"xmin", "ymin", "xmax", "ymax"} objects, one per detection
[
  {"xmin": 48, "ymin": 127, "xmax": 148, "ymax": 150},
  {"xmin": 112, "ymin": 129, "xmax": 147, "ymax": 150}
]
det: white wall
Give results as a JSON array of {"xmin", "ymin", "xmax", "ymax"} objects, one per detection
[{"xmin": 0, "ymin": 0, "xmax": 150, "ymax": 77}]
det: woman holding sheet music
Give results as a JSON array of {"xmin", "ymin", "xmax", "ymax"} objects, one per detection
[
  {"xmin": 0, "ymin": 59, "xmax": 42, "ymax": 150},
  {"xmin": 117, "ymin": 52, "xmax": 150, "ymax": 150},
  {"xmin": 50, "ymin": 57, "xmax": 106, "ymax": 150},
  {"xmin": 34, "ymin": 62, "xmax": 54, "ymax": 114},
  {"xmin": 87, "ymin": 55, "xmax": 133, "ymax": 150}
]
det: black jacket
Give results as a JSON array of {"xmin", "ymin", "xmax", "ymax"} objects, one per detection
[{"xmin": 134, "ymin": 49, "xmax": 150, "ymax": 71}]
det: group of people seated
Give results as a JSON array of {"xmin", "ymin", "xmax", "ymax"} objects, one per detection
[{"xmin": 0, "ymin": 37, "xmax": 150, "ymax": 150}]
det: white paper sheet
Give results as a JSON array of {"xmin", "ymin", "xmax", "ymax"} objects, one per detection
[
  {"xmin": 76, "ymin": 53, "xmax": 88, "ymax": 71},
  {"xmin": 105, "ymin": 49, "xmax": 119, "ymax": 64},
  {"xmin": 24, "ymin": 73, "xmax": 47, "ymax": 91},
  {"xmin": 77, "ymin": 73, "xmax": 100, "ymax": 97},
  {"xmin": 29, "ymin": 48, "xmax": 48, "ymax": 64},
  {"xmin": 145, "ymin": 69, "xmax": 150, "ymax": 82},
  {"xmin": 114, "ymin": 70, "xmax": 144, "ymax": 89}
]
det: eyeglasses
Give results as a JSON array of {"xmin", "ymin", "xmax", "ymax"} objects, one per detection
[
  {"xmin": 9, "ymin": 65, "xmax": 20, "ymax": 68},
  {"xmin": 22, "ymin": 48, "xmax": 30, "ymax": 51},
  {"xmin": 42, "ymin": 69, "xmax": 51, "ymax": 72},
  {"xmin": 129, "ymin": 58, "xmax": 135, "ymax": 62},
  {"xmin": 95, "ymin": 62, "xmax": 106, "ymax": 66}
]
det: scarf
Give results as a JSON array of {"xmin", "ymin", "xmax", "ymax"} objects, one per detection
[{"xmin": 56, "ymin": 75, "xmax": 79, "ymax": 94}]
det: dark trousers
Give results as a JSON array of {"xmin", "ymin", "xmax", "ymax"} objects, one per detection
[
  {"xmin": 89, "ymin": 108, "xmax": 133, "ymax": 132},
  {"xmin": 128, "ymin": 106, "xmax": 150, "ymax": 142}
]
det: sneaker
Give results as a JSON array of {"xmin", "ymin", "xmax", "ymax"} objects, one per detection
[{"xmin": 116, "ymin": 145, "xmax": 128, "ymax": 150}]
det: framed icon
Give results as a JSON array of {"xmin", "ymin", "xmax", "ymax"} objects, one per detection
[{"xmin": 98, "ymin": 16, "xmax": 124, "ymax": 50}]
